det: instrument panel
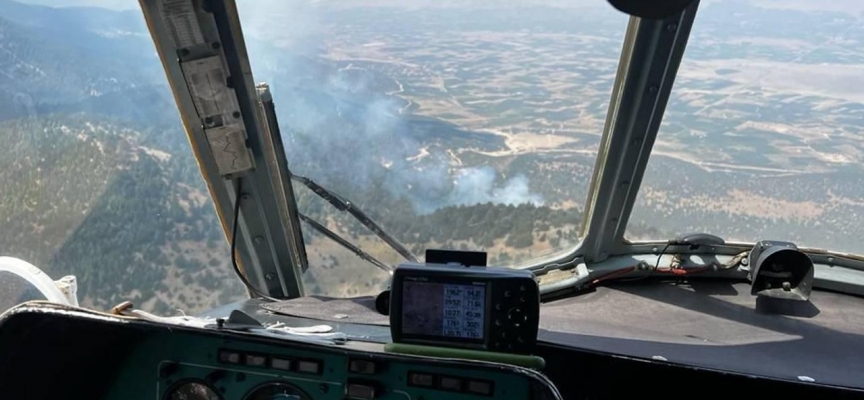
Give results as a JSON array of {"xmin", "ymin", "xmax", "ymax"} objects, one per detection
[
  {"xmin": 106, "ymin": 330, "xmax": 537, "ymax": 400},
  {"xmin": 7, "ymin": 300, "xmax": 863, "ymax": 399}
]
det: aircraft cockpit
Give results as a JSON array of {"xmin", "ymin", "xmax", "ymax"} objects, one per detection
[{"xmin": 2, "ymin": 0, "xmax": 864, "ymax": 398}]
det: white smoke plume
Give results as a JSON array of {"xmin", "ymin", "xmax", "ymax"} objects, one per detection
[{"xmin": 239, "ymin": 1, "xmax": 545, "ymax": 212}]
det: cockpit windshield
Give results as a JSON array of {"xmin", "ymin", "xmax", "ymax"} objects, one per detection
[
  {"xmin": 238, "ymin": 0, "xmax": 629, "ymax": 296},
  {"xmin": 628, "ymin": 0, "xmax": 864, "ymax": 255},
  {"xmin": 4, "ymin": 0, "xmax": 864, "ymax": 315}
]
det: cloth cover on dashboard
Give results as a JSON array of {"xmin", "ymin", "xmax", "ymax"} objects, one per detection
[{"xmin": 260, "ymin": 295, "xmax": 389, "ymax": 325}]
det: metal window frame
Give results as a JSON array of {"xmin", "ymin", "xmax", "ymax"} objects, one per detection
[
  {"xmin": 143, "ymin": 0, "xmax": 823, "ymax": 299},
  {"xmin": 140, "ymin": 0, "xmax": 703, "ymax": 296},
  {"xmin": 580, "ymin": 2, "xmax": 701, "ymax": 262},
  {"xmin": 527, "ymin": 1, "xmax": 701, "ymax": 274},
  {"xmin": 139, "ymin": 0, "xmax": 864, "ymax": 300},
  {"xmin": 527, "ymin": 1, "xmax": 864, "ymax": 299},
  {"xmin": 140, "ymin": 0, "xmax": 708, "ymax": 298},
  {"xmin": 139, "ymin": 0, "xmax": 307, "ymax": 299}
]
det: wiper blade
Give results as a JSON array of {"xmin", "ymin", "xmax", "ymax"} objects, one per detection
[
  {"xmin": 298, "ymin": 212, "xmax": 392, "ymax": 273},
  {"xmin": 292, "ymin": 174, "xmax": 419, "ymax": 262}
]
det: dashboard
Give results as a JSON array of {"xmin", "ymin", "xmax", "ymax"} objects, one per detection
[
  {"xmin": 115, "ymin": 330, "xmax": 530, "ymax": 400},
  {"xmin": 0, "ymin": 303, "xmax": 558, "ymax": 400},
  {"xmin": 3, "ymin": 289, "xmax": 864, "ymax": 399}
]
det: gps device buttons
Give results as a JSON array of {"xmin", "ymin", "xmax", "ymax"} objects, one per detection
[{"xmin": 508, "ymin": 307, "xmax": 527, "ymax": 324}]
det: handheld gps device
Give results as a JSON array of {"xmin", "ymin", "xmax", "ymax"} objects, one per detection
[{"xmin": 389, "ymin": 263, "xmax": 540, "ymax": 354}]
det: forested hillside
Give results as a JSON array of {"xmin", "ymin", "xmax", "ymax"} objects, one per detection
[
  {"xmin": 0, "ymin": 115, "xmax": 247, "ymax": 312},
  {"xmin": 0, "ymin": 1, "xmax": 251, "ymax": 313},
  {"xmin": 0, "ymin": 13, "xmax": 154, "ymax": 117}
]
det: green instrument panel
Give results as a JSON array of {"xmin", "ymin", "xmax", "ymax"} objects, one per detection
[{"xmin": 105, "ymin": 331, "xmax": 536, "ymax": 400}]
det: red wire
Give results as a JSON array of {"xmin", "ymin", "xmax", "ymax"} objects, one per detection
[
  {"xmin": 656, "ymin": 265, "xmax": 713, "ymax": 276},
  {"xmin": 589, "ymin": 264, "xmax": 714, "ymax": 287},
  {"xmin": 590, "ymin": 266, "xmax": 637, "ymax": 286}
]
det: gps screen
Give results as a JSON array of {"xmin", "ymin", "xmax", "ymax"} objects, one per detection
[{"xmin": 401, "ymin": 280, "xmax": 486, "ymax": 339}]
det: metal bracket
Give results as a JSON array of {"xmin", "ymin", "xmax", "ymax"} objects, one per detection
[
  {"xmin": 140, "ymin": 0, "xmax": 307, "ymax": 298},
  {"xmin": 578, "ymin": 1, "xmax": 700, "ymax": 263}
]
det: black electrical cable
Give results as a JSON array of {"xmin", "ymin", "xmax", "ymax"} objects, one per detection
[
  {"xmin": 649, "ymin": 241, "xmax": 673, "ymax": 279},
  {"xmin": 622, "ymin": 240, "xmax": 673, "ymax": 283},
  {"xmin": 231, "ymin": 178, "xmax": 280, "ymax": 302}
]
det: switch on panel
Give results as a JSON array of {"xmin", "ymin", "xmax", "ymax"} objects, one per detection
[
  {"xmin": 349, "ymin": 359, "xmax": 378, "ymax": 375},
  {"xmin": 346, "ymin": 382, "xmax": 377, "ymax": 400},
  {"xmin": 270, "ymin": 357, "xmax": 292, "ymax": 371}
]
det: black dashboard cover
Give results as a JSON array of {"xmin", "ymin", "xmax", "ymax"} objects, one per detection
[{"xmin": 539, "ymin": 281, "xmax": 864, "ymax": 391}]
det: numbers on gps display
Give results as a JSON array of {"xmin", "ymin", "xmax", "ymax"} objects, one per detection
[{"xmin": 441, "ymin": 284, "xmax": 485, "ymax": 340}]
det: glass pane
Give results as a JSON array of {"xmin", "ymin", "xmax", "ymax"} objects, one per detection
[
  {"xmin": 0, "ymin": 1, "xmax": 245, "ymax": 314},
  {"xmin": 239, "ymin": 0, "xmax": 629, "ymax": 296},
  {"xmin": 629, "ymin": 1, "xmax": 864, "ymax": 253}
]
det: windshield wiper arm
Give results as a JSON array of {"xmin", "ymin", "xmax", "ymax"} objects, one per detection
[
  {"xmin": 298, "ymin": 212, "xmax": 392, "ymax": 273},
  {"xmin": 291, "ymin": 174, "xmax": 419, "ymax": 263}
]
